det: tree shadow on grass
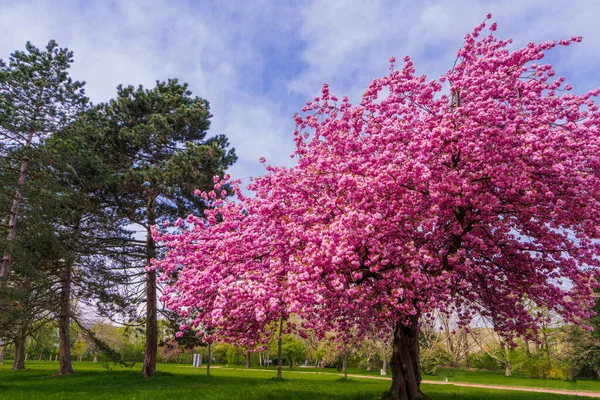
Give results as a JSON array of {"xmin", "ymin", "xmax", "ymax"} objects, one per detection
[{"xmin": 0, "ymin": 368, "xmax": 389, "ymax": 400}]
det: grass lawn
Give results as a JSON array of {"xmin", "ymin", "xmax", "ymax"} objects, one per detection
[{"xmin": 0, "ymin": 361, "xmax": 586, "ymax": 399}]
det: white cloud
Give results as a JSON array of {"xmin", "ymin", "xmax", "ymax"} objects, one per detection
[
  {"xmin": 1, "ymin": 0, "xmax": 600, "ymax": 185},
  {"xmin": 291, "ymin": 0, "xmax": 600, "ymax": 102}
]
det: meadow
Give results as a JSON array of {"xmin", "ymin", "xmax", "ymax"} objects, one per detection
[{"xmin": 0, "ymin": 361, "xmax": 597, "ymax": 399}]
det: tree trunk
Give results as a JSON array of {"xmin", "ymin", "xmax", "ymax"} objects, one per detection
[
  {"xmin": 382, "ymin": 340, "xmax": 388, "ymax": 375},
  {"xmin": 207, "ymin": 343, "xmax": 211, "ymax": 376},
  {"xmin": 367, "ymin": 355, "xmax": 372, "ymax": 371},
  {"xmin": 504, "ymin": 360, "xmax": 512, "ymax": 377},
  {"xmin": 343, "ymin": 350, "xmax": 348, "ymax": 379},
  {"xmin": 389, "ymin": 316, "xmax": 428, "ymax": 400},
  {"xmin": 0, "ymin": 345, "xmax": 5, "ymax": 364},
  {"xmin": 277, "ymin": 317, "xmax": 283, "ymax": 380},
  {"xmin": 93, "ymin": 350, "xmax": 98, "ymax": 363},
  {"xmin": 246, "ymin": 350, "xmax": 251, "ymax": 369},
  {"xmin": 504, "ymin": 344, "xmax": 512, "ymax": 377},
  {"xmin": 12, "ymin": 334, "xmax": 26, "ymax": 370},
  {"xmin": 259, "ymin": 351, "xmax": 262, "ymax": 368},
  {"xmin": 143, "ymin": 198, "xmax": 158, "ymax": 378},
  {"xmin": 0, "ymin": 129, "xmax": 35, "ymax": 289},
  {"xmin": 58, "ymin": 254, "xmax": 75, "ymax": 375}
]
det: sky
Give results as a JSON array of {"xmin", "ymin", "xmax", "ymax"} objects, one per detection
[{"xmin": 1, "ymin": 0, "xmax": 599, "ymax": 184}]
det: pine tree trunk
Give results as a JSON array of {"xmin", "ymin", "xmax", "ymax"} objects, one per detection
[
  {"xmin": 207, "ymin": 343, "xmax": 211, "ymax": 376},
  {"xmin": 277, "ymin": 317, "xmax": 283, "ymax": 380},
  {"xmin": 0, "ymin": 345, "xmax": 5, "ymax": 364},
  {"xmin": 0, "ymin": 128, "xmax": 36, "ymax": 288},
  {"xmin": 389, "ymin": 316, "xmax": 429, "ymax": 400},
  {"xmin": 12, "ymin": 333, "xmax": 26, "ymax": 370},
  {"xmin": 143, "ymin": 197, "xmax": 158, "ymax": 378},
  {"xmin": 58, "ymin": 254, "xmax": 75, "ymax": 375},
  {"xmin": 246, "ymin": 350, "xmax": 251, "ymax": 369}
]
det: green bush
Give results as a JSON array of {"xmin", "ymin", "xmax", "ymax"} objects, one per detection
[
  {"xmin": 467, "ymin": 351, "xmax": 501, "ymax": 371},
  {"xmin": 420, "ymin": 347, "xmax": 452, "ymax": 375}
]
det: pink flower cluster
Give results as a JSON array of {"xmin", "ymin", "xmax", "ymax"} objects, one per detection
[{"xmin": 152, "ymin": 20, "xmax": 600, "ymax": 347}]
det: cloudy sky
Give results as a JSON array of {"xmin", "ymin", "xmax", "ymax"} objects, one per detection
[{"xmin": 1, "ymin": 0, "xmax": 599, "ymax": 183}]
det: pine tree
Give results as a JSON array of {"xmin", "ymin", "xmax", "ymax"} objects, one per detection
[
  {"xmin": 0, "ymin": 40, "xmax": 87, "ymax": 294},
  {"xmin": 80, "ymin": 79, "xmax": 236, "ymax": 377}
]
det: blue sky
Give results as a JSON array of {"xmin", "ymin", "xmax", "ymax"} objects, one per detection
[{"xmin": 1, "ymin": 0, "xmax": 599, "ymax": 183}]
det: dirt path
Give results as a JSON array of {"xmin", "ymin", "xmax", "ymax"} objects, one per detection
[
  {"xmin": 343, "ymin": 373, "xmax": 600, "ymax": 398},
  {"xmin": 218, "ymin": 368, "xmax": 600, "ymax": 398}
]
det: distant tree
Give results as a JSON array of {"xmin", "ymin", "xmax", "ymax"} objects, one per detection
[{"xmin": 281, "ymin": 335, "xmax": 307, "ymax": 370}]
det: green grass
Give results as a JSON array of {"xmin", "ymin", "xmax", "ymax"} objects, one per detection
[
  {"xmin": 425, "ymin": 367, "xmax": 600, "ymax": 392},
  {"xmin": 0, "ymin": 361, "xmax": 586, "ymax": 399}
]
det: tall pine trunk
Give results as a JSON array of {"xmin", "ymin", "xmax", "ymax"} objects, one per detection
[
  {"xmin": 389, "ymin": 316, "xmax": 428, "ymax": 400},
  {"xmin": 143, "ymin": 197, "xmax": 158, "ymax": 378},
  {"xmin": 1, "ymin": 89, "xmax": 41, "ymax": 289},
  {"xmin": 58, "ymin": 255, "xmax": 74, "ymax": 375}
]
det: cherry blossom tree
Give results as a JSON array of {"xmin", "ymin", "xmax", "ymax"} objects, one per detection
[{"xmin": 153, "ymin": 16, "xmax": 600, "ymax": 400}]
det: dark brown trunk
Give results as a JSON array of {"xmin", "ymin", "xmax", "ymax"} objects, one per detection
[
  {"xmin": 246, "ymin": 350, "xmax": 251, "ymax": 369},
  {"xmin": 277, "ymin": 317, "xmax": 283, "ymax": 379},
  {"xmin": 58, "ymin": 254, "xmax": 75, "ymax": 375},
  {"xmin": 0, "ymin": 345, "xmax": 5, "ymax": 364},
  {"xmin": 12, "ymin": 334, "xmax": 26, "ymax": 370},
  {"xmin": 389, "ymin": 316, "xmax": 428, "ymax": 400},
  {"xmin": 143, "ymin": 197, "xmax": 158, "ymax": 378},
  {"xmin": 207, "ymin": 343, "xmax": 211, "ymax": 376},
  {"xmin": 343, "ymin": 350, "xmax": 348, "ymax": 379}
]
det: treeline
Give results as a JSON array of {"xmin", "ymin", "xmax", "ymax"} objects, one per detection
[
  {"xmin": 420, "ymin": 309, "xmax": 600, "ymax": 381},
  {"xmin": 0, "ymin": 40, "xmax": 236, "ymax": 376}
]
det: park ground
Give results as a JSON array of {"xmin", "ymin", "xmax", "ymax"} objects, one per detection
[{"xmin": 2, "ymin": 362, "xmax": 600, "ymax": 399}]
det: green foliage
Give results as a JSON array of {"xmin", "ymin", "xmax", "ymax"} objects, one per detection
[
  {"xmin": 419, "ymin": 346, "xmax": 452, "ymax": 375},
  {"xmin": 467, "ymin": 351, "xmax": 502, "ymax": 370},
  {"xmin": 281, "ymin": 335, "xmax": 307, "ymax": 369}
]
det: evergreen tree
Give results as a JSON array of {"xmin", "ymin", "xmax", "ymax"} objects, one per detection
[
  {"xmin": 81, "ymin": 79, "xmax": 236, "ymax": 377},
  {"xmin": 0, "ymin": 40, "xmax": 87, "ymax": 297}
]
